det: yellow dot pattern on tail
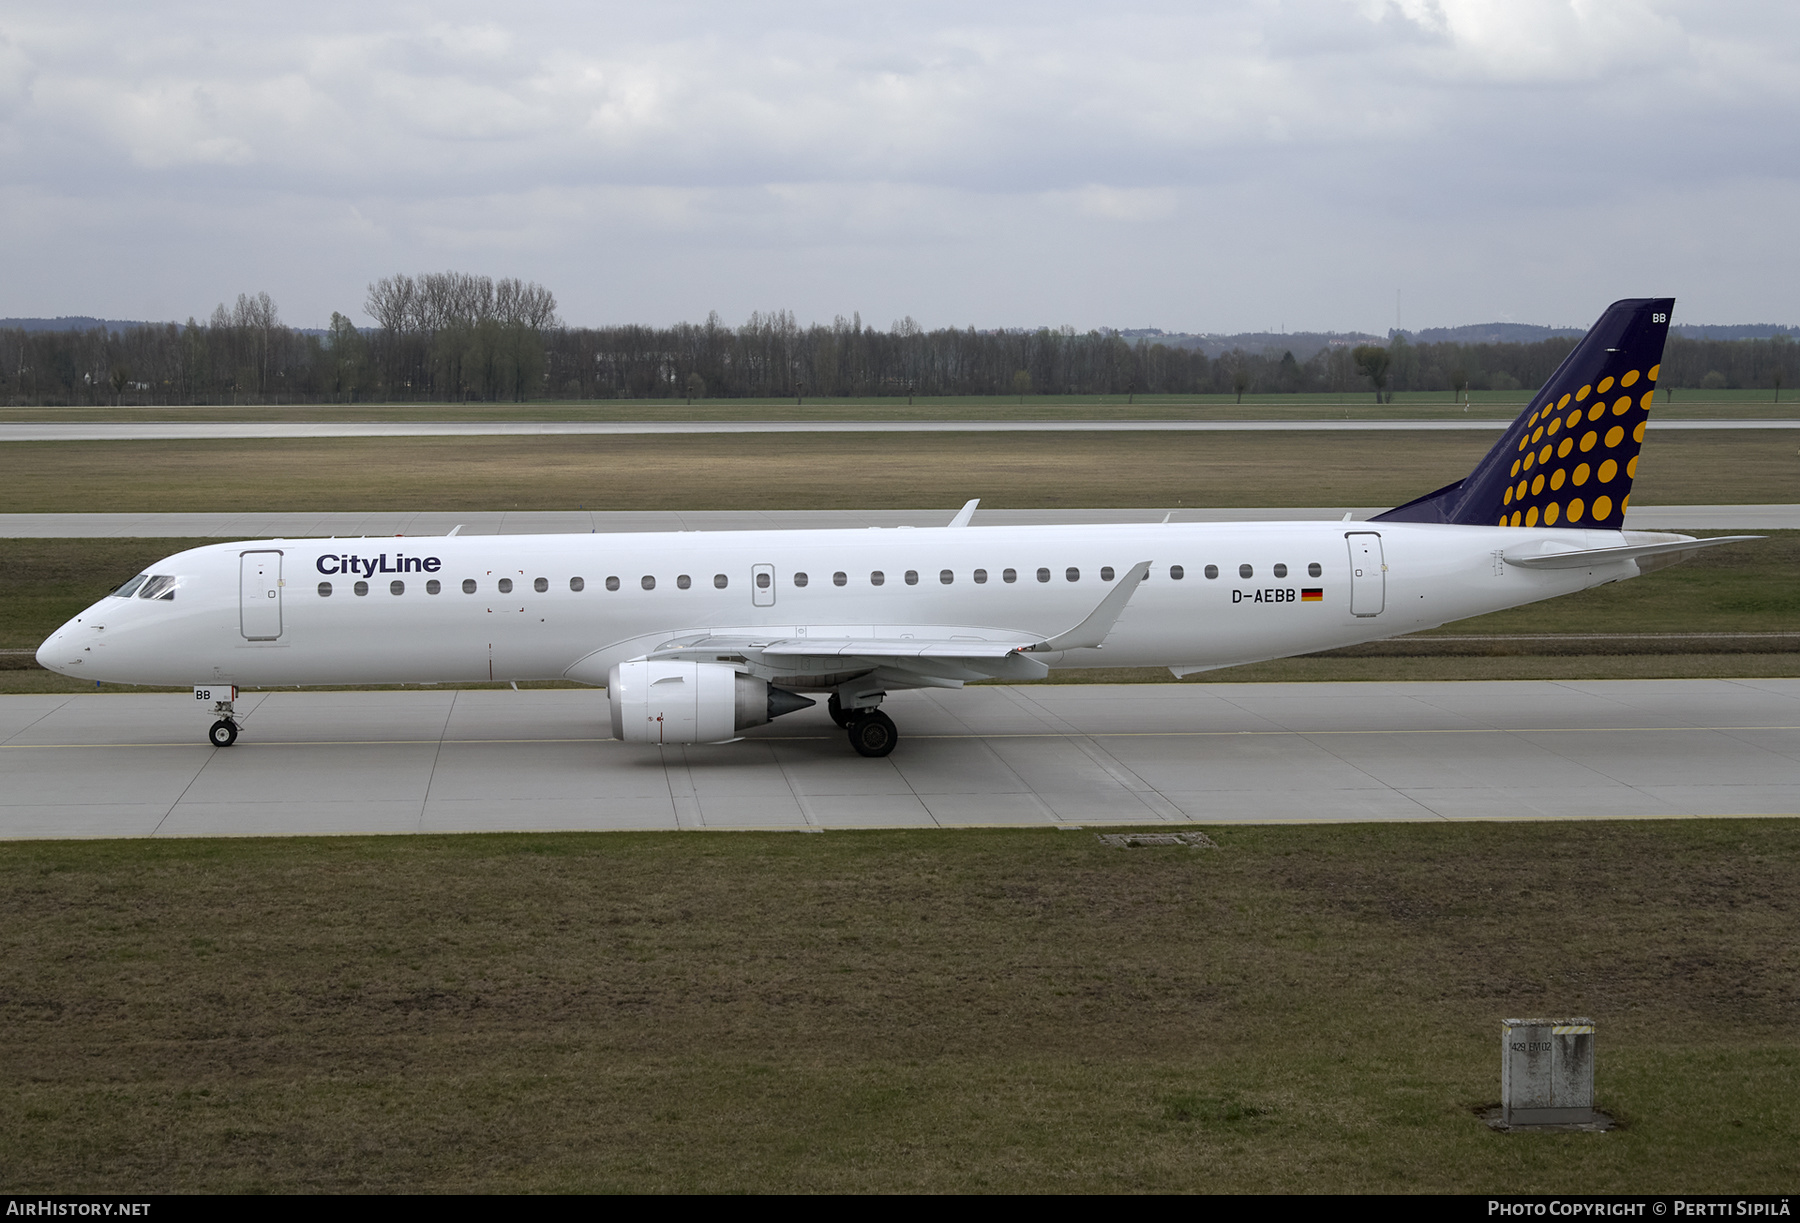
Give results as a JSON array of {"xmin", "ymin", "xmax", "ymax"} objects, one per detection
[
  {"xmin": 1371, "ymin": 299, "xmax": 1673, "ymax": 532},
  {"xmin": 1500, "ymin": 379, "xmax": 1653, "ymax": 527}
]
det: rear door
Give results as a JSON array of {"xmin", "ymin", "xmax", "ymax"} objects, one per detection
[
  {"xmin": 240, "ymin": 550, "xmax": 284, "ymax": 640},
  {"xmin": 1346, "ymin": 532, "xmax": 1385, "ymax": 617}
]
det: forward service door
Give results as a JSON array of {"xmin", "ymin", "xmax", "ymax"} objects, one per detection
[
  {"xmin": 1346, "ymin": 532, "xmax": 1385, "ymax": 617},
  {"xmin": 240, "ymin": 550, "xmax": 284, "ymax": 640}
]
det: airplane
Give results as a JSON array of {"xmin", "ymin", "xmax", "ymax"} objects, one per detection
[{"xmin": 36, "ymin": 297, "xmax": 1755, "ymax": 758}]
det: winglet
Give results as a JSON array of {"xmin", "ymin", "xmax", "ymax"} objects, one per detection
[
  {"xmin": 447, "ymin": 524, "xmax": 463, "ymax": 537},
  {"xmin": 948, "ymin": 499, "xmax": 979, "ymax": 528},
  {"xmin": 1032, "ymin": 561, "xmax": 1152, "ymax": 652}
]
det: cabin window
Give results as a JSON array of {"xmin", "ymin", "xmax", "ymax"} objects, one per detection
[
  {"xmin": 1101, "ymin": 566, "xmax": 1115, "ymax": 582},
  {"xmin": 531, "ymin": 577, "xmax": 546, "ymax": 592},
  {"xmin": 940, "ymin": 569, "xmax": 954, "ymax": 585},
  {"xmin": 390, "ymin": 580, "xmax": 404, "ymax": 596},
  {"xmin": 570, "ymin": 577, "xmax": 585, "ymax": 592},
  {"xmin": 713, "ymin": 574, "xmax": 727, "ymax": 589},
  {"xmin": 1037, "ymin": 568, "xmax": 1051, "ymax": 583},
  {"xmin": 755, "ymin": 572, "xmax": 771, "ymax": 589},
  {"xmin": 641, "ymin": 575, "xmax": 656, "ymax": 591},
  {"xmin": 427, "ymin": 580, "xmax": 441, "ymax": 595},
  {"xmin": 870, "ymin": 570, "xmax": 885, "ymax": 586},
  {"xmin": 1170, "ymin": 565, "xmax": 1185, "ymax": 580},
  {"xmin": 1066, "ymin": 567, "xmax": 1080, "ymax": 582},
  {"xmin": 605, "ymin": 576, "xmax": 620, "ymax": 591},
  {"xmin": 1308, "ymin": 562, "xmax": 1322, "ymax": 577},
  {"xmin": 354, "ymin": 581, "xmax": 369, "ymax": 596},
  {"xmin": 1003, "ymin": 568, "xmax": 1017, "ymax": 584},
  {"xmin": 317, "ymin": 582, "xmax": 332, "ymax": 597},
  {"xmin": 677, "ymin": 575, "xmax": 692, "ymax": 590},
  {"xmin": 1204, "ymin": 564, "xmax": 1218, "ymax": 579},
  {"xmin": 905, "ymin": 570, "xmax": 919, "ymax": 585},
  {"xmin": 1239, "ymin": 564, "xmax": 1253, "ymax": 579},
  {"xmin": 833, "ymin": 571, "xmax": 847, "ymax": 587},
  {"xmin": 463, "ymin": 578, "xmax": 478, "ymax": 594},
  {"xmin": 498, "ymin": 578, "xmax": 513, "ymax": 594},
  {"xmin": 1273, "ymin": 563, "xmax": 1288, "ymax": 579},
  {"xmin": 113, "ymin": 575, "xmax": 148, "ymax": 598},
  {"xmin": 793, "ymin": 572, "xmax": 809, "ymax": 588},
  {"xmin": 974, "ymin": 569, "xmax": 988, "ymax": 584}
]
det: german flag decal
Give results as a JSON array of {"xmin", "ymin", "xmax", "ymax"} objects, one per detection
[{"xmin": 1301, "ymin": 588, "xmax": 1323, "ymax": 602}]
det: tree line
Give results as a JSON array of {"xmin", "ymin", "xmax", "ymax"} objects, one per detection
[{"xmin": 2, "ymin": 278, "xmax": 1793, "ymax": 406}]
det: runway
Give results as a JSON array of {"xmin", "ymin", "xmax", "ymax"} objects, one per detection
[
  {"xmin": 2, "ymin": 504, "xmax": 1792, "ymax": 537},
  {"xmin": 3, "ymin": 680, "xmax": 1795, "ymax": 839},
  {"xmin": 3, "ymin": 417, "xmax": 1796, "ymax": 441}
]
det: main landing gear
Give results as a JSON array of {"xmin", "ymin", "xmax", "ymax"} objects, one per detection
[{"xmin": 828, "ymin": 693, "xmax": 899, "ymax": 758}]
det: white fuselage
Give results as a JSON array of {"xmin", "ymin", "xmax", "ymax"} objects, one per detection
[{"xmin": 37, "ymin": 520, "xmax": 1649, "ymax": 689}]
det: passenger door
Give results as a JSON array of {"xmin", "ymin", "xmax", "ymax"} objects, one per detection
[
  {"xmin": 240, "ymin": 550, "xmax": 284, "ymax": 640},
  {"xmin": 1346, "ymin": 532, "xmax": 1385, "ymax": 617}
]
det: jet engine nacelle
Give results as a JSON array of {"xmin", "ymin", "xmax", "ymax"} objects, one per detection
[{"xmin": 608, "ymin": 660, "xmax": 815, "ymax": 744}]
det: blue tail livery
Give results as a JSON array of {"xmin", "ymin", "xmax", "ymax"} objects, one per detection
[{"xmin": 1374, "ymin": 297, "xmax": 1673, "ymax": 530}]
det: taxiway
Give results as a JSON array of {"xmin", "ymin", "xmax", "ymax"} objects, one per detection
[{"xmin": 3, "ymin": 680, "xmax": 1795, "ymax": 839}]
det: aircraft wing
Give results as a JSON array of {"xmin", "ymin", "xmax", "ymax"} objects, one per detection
[
  {"xmin": 642, "ymin": 561, "xmax": 1153, "ymax": 685},
  {"xmin": 649, "ymin": 633, "xmax": 1050, "ymax": 683},
  {"xmin": 758, "ymin": 638, "xmax": 1028, "ymax": 659}
]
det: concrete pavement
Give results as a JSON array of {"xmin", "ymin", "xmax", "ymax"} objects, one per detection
[{"xmin": 4, "ymin": 680, "xmax": 1795, "ymax": 839}]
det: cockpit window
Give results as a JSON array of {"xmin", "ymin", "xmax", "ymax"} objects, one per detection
[
  {"xmin": 138, "ymin": 575, "xmax": 178, "ymax": 601},
  {"xmin": 112, "ymin": 574, "xmax": 149, "ymax": 598}
]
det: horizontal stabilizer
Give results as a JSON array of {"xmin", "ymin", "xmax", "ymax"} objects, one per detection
[{"xmin": 1503, "ymin": 535, "xmax": 1759, "ymax": 570}]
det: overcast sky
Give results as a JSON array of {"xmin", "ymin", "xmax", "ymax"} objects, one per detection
[{"xmin": 2, "ymin": 1, "xmax": 1794, "ymax": 333}]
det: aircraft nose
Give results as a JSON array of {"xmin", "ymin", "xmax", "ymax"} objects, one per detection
[{"xmin": 35, "ymin": 629, "xmax": 70, "ymax": 675}]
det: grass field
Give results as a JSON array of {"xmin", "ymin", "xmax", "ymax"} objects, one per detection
[
  {"xmin": 4, "ymin": 533, "xmax": 1795, "ymax": 692},
  {"xmin": 0, "ymin": 821, "xmax": 1793, "ymax": 1193},
  {"xmin": 2, "ymin": 388, "xmax": 1794, "ymax": 423},
  {"xmin": 1, "ymin": 428, "xmax": 1796, "ymax": 514}
]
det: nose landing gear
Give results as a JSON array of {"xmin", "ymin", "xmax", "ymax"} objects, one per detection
[{"xmin": 196, "ymin": 684, "xmax": 240, "ymax": 747}]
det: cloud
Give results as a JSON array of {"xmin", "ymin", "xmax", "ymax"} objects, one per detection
[
  {"xmin": 1065, "ymin": 186, "xmax": 1178, "ymax": 223},
  {"xmin": 0, "ymin": 1, "xmax": 1796, "ymax": 330}
]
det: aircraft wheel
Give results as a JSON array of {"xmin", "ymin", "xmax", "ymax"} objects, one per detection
[
  {"xmin": 827, "ymin": 693, "xmax": 853, "ymax": 727},
  {"xmin": 208, "ymin": 719, "xmax": 239, "ymax": 747},
  {"xmin": 847, "ymin": 710, "xmax": 898, "ymax": 758}
]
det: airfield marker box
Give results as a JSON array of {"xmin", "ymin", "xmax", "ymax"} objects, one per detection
[{"xmin": 1501, "ymin": 1018, "xmax": 1595, "ymax": 1126}]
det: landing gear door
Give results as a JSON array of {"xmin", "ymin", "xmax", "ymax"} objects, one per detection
[
  {"xmin": 240, "ymin": 550, "xmax": 284, "ymax": 640},
  {"xmin": 1346, "ymin": 532, "xmax": 1385, "ymax": 617},
  {"xmin": 752, "ymin": 563, "xmax": 776, "ymax": 608}
]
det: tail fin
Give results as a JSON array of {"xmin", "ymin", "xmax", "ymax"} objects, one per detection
[{"xmin": 1373, "ymin": 297, "xmax": 1673, "ymax": 530}]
